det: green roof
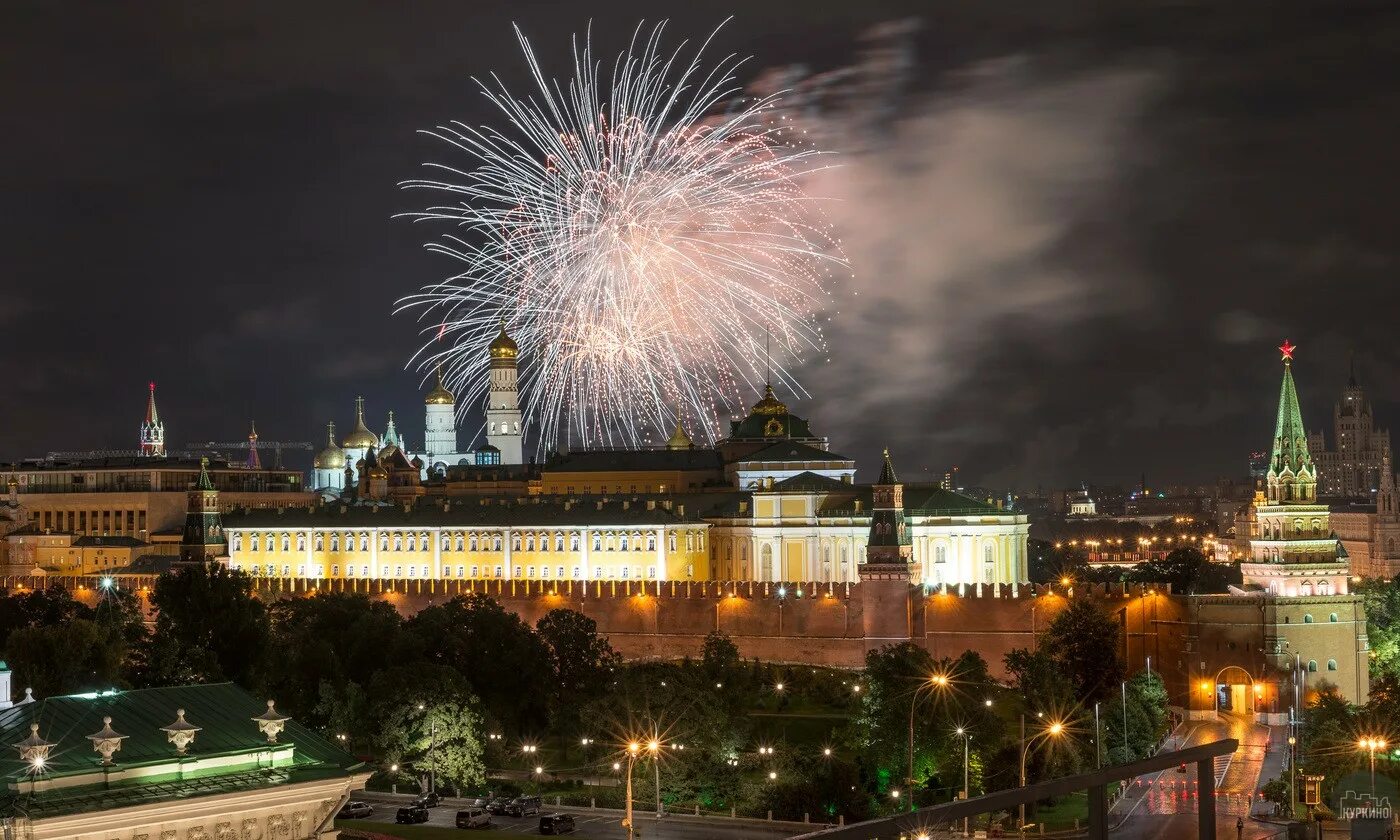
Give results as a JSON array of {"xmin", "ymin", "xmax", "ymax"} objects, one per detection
[
  {"xmin": 738, "ymin": 441, "xmax": 850, "ymax": 464},
  {"xmin": 0, "ymin": 682, "xmax": 362, "ymax": 820},
  {"xmin": 224, "ymin": 494, "xmax": 737, "ymax": 529}
]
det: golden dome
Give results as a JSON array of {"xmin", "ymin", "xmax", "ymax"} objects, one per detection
[
  {"xmin": 489, "ymin": 321, "xmax": 518, "ymax": 360},
  {"xmin": 425, "ymin": 365, "xmax": 455, "ymax": 405},
  {"xmin": 341, "ymin": 396, "xmax": 380, "ymax": 449},
  {"xmin": 666, "ymin": 419, "xmax": 693, "ymax": 450},
  {"xmin": 314, "ymin": 421, "xmax": 346, "ymax": 470},
  {"xmin": 750, "ymin": 384, "xmax": 788, "ymax": 416}
]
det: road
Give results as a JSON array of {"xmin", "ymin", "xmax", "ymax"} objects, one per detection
[
  {"xmin": 1111, "ymin": 714, "xmax": 1287, "ymax": 839},
  {"xmin": 347, "ymin": 792, "xmax": 808, "ymax": 840}
]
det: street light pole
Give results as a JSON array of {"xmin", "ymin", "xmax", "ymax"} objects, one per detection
[
  {"xmin": 957, "ymin": 728, "xmax": 971, "ymax": 838},
  {"xmin": 654, "ymin": 750, "xmax": 662, "ymax": 818},
  {"xmin": 1094, "ymin": 703, "xmax": 1102, "ymax": 769}
]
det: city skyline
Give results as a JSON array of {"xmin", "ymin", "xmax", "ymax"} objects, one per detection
[{"xmin": 4, "ymin": 1, "xmax": 1398, "ymax": 488}]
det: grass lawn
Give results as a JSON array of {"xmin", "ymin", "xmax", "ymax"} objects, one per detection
[
  {"xmin": 1028, "ymin": 792, "xmax": 1089, "ymax": 830},
  {"xmin": 335, "ymin": 821, "xmax": 600, "ymax": 840}
]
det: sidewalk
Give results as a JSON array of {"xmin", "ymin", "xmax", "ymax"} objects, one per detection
[{"xmin": 1249, "ymin": 725, "xmax": 1291, "ymax": 817}]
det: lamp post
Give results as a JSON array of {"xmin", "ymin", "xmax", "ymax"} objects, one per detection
[
  {"xmin": 955, "ymin": 727, "xmax": 971, "ymax": 838},
  {"xmin": 650, "ymin": 739, "xmax": 662, "ymax": 818},
  {"xmin": 1019, "ymin": 717, "xmax": 1065, "ymax": 835},
  {"xmin": 907, "ymin": 673, "xmax": 950, "ymax": 812},
  {"xmin": 1359, "ymin": 737, "xmax": 1388, "ymax": 796},
  {"xmin": 623, "ymin": 740, "xmax": 660, "ymax": 840},
  {"xmin": 1287, "ymin": 734, "xmax": 1296, "ymax": 815}
]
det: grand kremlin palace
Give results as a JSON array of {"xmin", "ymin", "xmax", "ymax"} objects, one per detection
[{"xmin": 224, "ymin": 325, "xmax": 1030, "ymax": 586}]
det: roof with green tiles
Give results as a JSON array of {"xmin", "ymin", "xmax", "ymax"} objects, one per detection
[
  {"xmin": 0, "ymin": 682, "xmax": 362, "ymax": 820},
  {"xmin": 737, "ymin": 441, "xmax": 851, "ymax": 464}
]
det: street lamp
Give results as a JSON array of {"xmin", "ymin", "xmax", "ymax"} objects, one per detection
[
  {"xmin": 623, "ymin": 739, "xmax": 661, "ymax": 840},
  {"xmin": 1359, "ymin": 737, "xmax": 1388, "ymax": 796},
  {"xmin": 907, "ymin": 673, "xmax": 952, "ymax": 812},
  {"xmin": 1019, "ymin": 718, "xmax": 1067, "ymax": 833},
  {"xmin": 955, "ymin": 727, "xmax": 972, "ymax": 838}
]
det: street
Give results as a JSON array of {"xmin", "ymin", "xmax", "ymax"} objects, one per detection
[
  {"xmin": 1110, "ymin": 714, "xmax": 1287, "ymax": 839},
  {"xmin": 347, "ymin": 792, "xmax": 809, "ymax": 840}
]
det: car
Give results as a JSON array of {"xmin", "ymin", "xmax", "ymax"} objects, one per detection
[
  {"xmin": 539, "ymin": 813, "xmax": 575, "ymax": 835},
  {"xmin": 456, "ymin": 807, "xmax": 492, "ymax": 828},
  {"xmin": 395, "ymin": 805, "xmax": 430, "ymax": 824},
  {"xmin": 413, "ymin": 791, "xmax": 443, "ymax": 808},
  {"xmin": 504, "ymin": 795, "xmax": 542, "ymax": 817},
  {"xmin": 460, "ymin": 797, "xmax": 491, "ymax": 808},
  {"xmin": 337, "ymin": 801, "xmax": 374, "ymax": 819},
  {"xmin": 486, "ymin": 796, "xmax": 512, "ymax": 815}
]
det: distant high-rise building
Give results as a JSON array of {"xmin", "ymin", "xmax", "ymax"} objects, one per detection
[{"xmin": 1307, "ymin": 361, "xmax": 1391, "ymax": 500}]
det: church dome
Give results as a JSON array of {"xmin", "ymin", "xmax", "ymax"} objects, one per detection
[
  {"xmin": 314, "ymin": 422, "xmax": 346, "ymax": 470},
  {"xmin": 425, "ymin": 366, "xmax": 455, "ymax": 405},
  {"xmin": 342, "ymin": 397, "xmax": 380, "ymax": 449},
  {"xmin": 489, "ymin": 322, "xmax": 518, "ymax": 360},
  {"xmin": 666, "ymin": 420, "xmax": 693, "ymax": 450}
]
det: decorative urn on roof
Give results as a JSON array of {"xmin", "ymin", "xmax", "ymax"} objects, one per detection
[
  {"xmin": 14, "ymin": 722, "xmax": 54, "ymax": 770},
  {"xmin": 87, "ymin": 716, "xmax": 128, "ymax": 765},
  {"xmin": 161, "ymin": 708, "xmax": 201, "ymax": 755},
  {"xmin": 253, "ymin": 699, "xmax": 290, "ymax": 744}
]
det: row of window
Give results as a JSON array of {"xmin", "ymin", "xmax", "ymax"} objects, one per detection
[
  {"xmin": 242, "ymin": 562, "xmax": 683, "ymax": 580},
  {"xmin": 1259, "ymin": 518, "xmax": 1325, "ymax": 539},
  {"xmin": 1306, "ymin": 659, "xmax": 1339, "ymax": 672},
  {"xmin": 231, "ymin": 530, "xmax": 704, "ymax": 554}
]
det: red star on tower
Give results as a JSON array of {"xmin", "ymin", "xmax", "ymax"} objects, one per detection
[{"xmin": 1278, "ymin": 339, "xmax": 1296, "ymax": 362}]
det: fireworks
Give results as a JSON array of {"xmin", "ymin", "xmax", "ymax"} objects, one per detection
[{"xmin": 397, "ymin": 21, "xmax": 844, "ymax": 450}]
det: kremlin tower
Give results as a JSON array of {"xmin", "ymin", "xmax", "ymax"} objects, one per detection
[
  {"xmin": 423, "ymin": 365, "xmax": 458, "ymax": 464},
  {"xmin": 179, "ymin": 458, "xmax": 226, "ymax": 562},
  {"xmin": 1239, "ymin": 341, "xmax": 1350, "ymax": 595},
  {"xmin": 139, "ymin": 382, "xmax": 165, "ymax": 457},
  {"xmin": 486, "ymin": 321, "xmax": 523, "ymax": 465}
]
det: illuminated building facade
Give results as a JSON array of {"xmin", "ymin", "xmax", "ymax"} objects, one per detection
[{"xmin": 1306, "ymin": 363, "xmax": 1392, "ymax": 500}]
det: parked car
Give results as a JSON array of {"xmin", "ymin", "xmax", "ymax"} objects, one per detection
[
  {"xmin": 413, "ymin": 791, "xmax": 443, "ymax": 808},
  {"xmin": 486, "ymin": 796, "xmax": 512, "ymax": 815},
  {"xmin": 395, "ymin": 805, "xmax": 430, "ymax": 824},
  {"xmin": 460, "ymin": 796, "xmax": 491, "ymax": 808},
  {"xmin": 337, "ymin": 801, "xmax": 374, "ymax": 819},
  {"xmin": 456, "ymin": 807, "xmax": 492, "ymax": 828},
  {"xmin": 539, "ymin": 813, "xmax": 575, "ymax": 835},
  {"xmin": 504, "ymin": 795, "xmax": 542, "ymax": 817}
]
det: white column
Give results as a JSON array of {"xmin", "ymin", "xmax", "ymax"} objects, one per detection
[
  {"xmin": 433, "ymin": 528, "xmax": 442, "ymax": 578},
  {"xmin": 503, "ymin": 529, "xmax": 513, "ymax": 578},
  {"xmin": 581, "ymin": 528, "xmax": 591, "ymax": 579},
  {"xmin": 655, "ymin": 527, "xmax": 667, "ymax": 580},
  {"xmin": 305, "ymin": 530, "xmax": 315, "ymax": 578},
  {"xmin": 370, "ymin": 530, "xmax": 378, "ymax": 577}
]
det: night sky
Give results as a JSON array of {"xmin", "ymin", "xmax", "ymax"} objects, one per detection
[{"xmin": 4, "ymin": 0, "xmax": 1399, "ymax": 491}]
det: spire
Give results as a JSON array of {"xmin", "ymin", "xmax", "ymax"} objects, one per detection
[
  {"xmin": 383, "ymin": 411, "xmax": 401, "ymax": 449},
  {"xmin": 666, "ymin": 413, "xmax": 693, "ymax": 450},
  {"xmin": 1266, "ymin": 340, "xmax": 1316, "ymax": 503},
  {"xmin": 245, "ymin": 422, "xmax": 261, "ymax": 470},
  {"xmin": 196, "ymin": 457, "xmax": 214, "ymax": 491},
  {"xmin": 139, "ymin": 382, "xmax": 166, "ymax": 457},
  {"xmin": 341, "ymin": 396, "xmax": 379, "ymax": 449},
  {"xmin": 145, "ymin": 381, "xmax": 160, "ymax": 425},
  {"xmin": 425, "ymin": 363, "xmax": 455, "ymax": 405},
  {"xmin": 877, "ymin": 447, "xmax": 898, "ymax": 485},
  {"xmin": 1379, "ymin": 449, "xmax": 1396, "ymax": 518},
  {"xmin": 866, "ymin": 447, "xmax": 911, "ymax": 558}
]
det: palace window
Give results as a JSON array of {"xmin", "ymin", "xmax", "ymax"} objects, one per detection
[
  {"xmin": 1327, "ymin": 659, "xmax": 1338, "ymax": 671},
  {"xmin": 296, "ymin": 534, "xmax": 305, "ymax": 552},
  {"xmin": 233, "ymin": 534, "xmax": 243, "ymax": 552},
  {"xmin": 527, "ymin": 535, "xmax": 535, "ymax": 552},
  {"xmin": 512, "ymin": 534, "xmax": 522, "ymax": 551},
  {"xmin": 493, "ymin": 535, "xmax": 502, "ymax": 552},
  {"xmin": 470, "ymin": 565, "xmax": 478, "ymax": 577},
  {"xmin": 1330, "ymin": 613, "xmax": 1339, "ymax": 623},
  {"xmin": 330, "ymin": 534, "xmax": 339, "ymax": 552},
  {"xmin": 573, "ymin": 566, "xmax": 582, "ymax": 579},
  {"xmin": 556, "ymin": 566, "xmax": 564, "ymax": 578},
  {"xmin": 647, "ymin": 534, "xmax": 656, "ymax": 552},
  {"xmin": 393, "ymin": 534, "xmax": 403, "ymax": 552},
  {"xmin": 621, "ymin": 566, "xmax": 629, "ymax": 578},
  {"xmin": 1307, "ymin": 660, "xmax": 1318, "ymax": 673},
  {"xmin": 442, "ymin": 534, "xmax": 451, "ymax": 550},
  {"xmin": 594, "ymin": 566, "xmax": 603, "ymax": 578},
  {"xmin": 513, "ymin": 565, "xmax": 522, "ymax": 577},
  {"xmin": 394, "ymin": 565, "xmax": 403, "ymax": 577},
  {"xmin": 281, "ymin": 565, "xmax": 290, "ymax": 576},
  {"xmin": 647, "ymin": 566, "xmax": 657, "ymax": 579},
  {"xmin": 331, "ymin": 564, "xmax": 338, "ymax": 576},
  {"xmin": 527, "ymin": 566, "xmax": 536, "ymax": 578},
  {"xmin": 668, "ymin": 533, "xmax": 677, "ymax": 553},
  {"xmin": 619, "ymin": 534, "xmax": 629, "ymax": 551},
  {"xmin": 556, "ymin": 534, "xmax": 565, "ymax": 551},
  {"xmin": 281, "ymin": 534, "xmax": 291, "ymax": 552},
  {"xmin": 570, "ymin": 534, "xmax": 580, "ymax": 551},
  {"xmin": 315, "ymin": 534, "xmax": 324, "ymax": 552}
]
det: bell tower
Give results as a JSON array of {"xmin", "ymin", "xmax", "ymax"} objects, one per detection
[
  {"xmin": 859, "ymin": 448, "xmax": 917, "ymax": 651},
  {"xmin": 486, "ymin": 321, "xmax": 523, "ymax": 464}
]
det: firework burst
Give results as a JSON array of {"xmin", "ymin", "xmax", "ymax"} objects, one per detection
[{"xmin": 397, "ymin": 20, "xmax": 845, "ymax": 450}]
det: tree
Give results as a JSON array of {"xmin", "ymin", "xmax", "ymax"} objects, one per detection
[
  {"xmin": 368, "ymin": 664, "xmax": 486, "ymax": 792},
  {"xmin": 406, "ymin": 594, "xmax": 551, "ymax": 732},
  {"xmin": 1042, "ymin": 598, "xmax": 1124, "ymax": 703},
  {"xmin": 264, "ymin": 592, "xmax": 410, "ymax": 725},
  {"xmin": 535, "ymin": 609, "xmax": 618, "ymax": 728},
  {"xmin": 5, "ymin": 618, "xmax": 125, "ymax": 696},
  {"xmin": 1128, "ymin": 547, "xmax": 1239, "ymax": 594},
  {"xmin": 0, "ymin": 587, "xmax": 92, "ymax": 649},
  {"xmin": 701, "ymin": 631, "xmax": 741, "ymax": 674},
  {"xmin": 1358, "ymin": 575, "xmax": 1400, "ymax": 680},
  {"xmin": 140, "ymin": 564, "xmax": 269, "ymax": 687}
]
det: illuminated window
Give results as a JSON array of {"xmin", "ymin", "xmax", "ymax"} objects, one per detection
[
  {"xmin": 593, "ymin": 534, "xmax": 602, "ymax": 551},
  {"xmin": 573, "ymin": 566, "xmax": 582, "ymax": 579},
  {"xmin": 647, "ymin": 534, "xmax": 657, "ymax": 551},
  {"xmin": 513, "ymin": 565, "xmax": 521, "ymax": 577},
  {"xmin": 570, "ymin": 534, "xmax": 580, "ymax": 551},
  {"xmin": 315, "ymin": 534, "xmax": 324, "ymax": 552},
  {"xmin": 647, "ymin": 566, "xmax": 657, "ymax": 579},
  {"xmin": 330, "ymin": 534, "xmax": 339, "ymax": 552},
  {"xmin": 493, "ymin": 535, "xmax": 502, "ymax": 552},
  {"xmin": 332, "ymin": 565, "xmax": 338, "ymax": 576},
  {"xmin": 1307, "ymin": 660, "xmax": 1318, "ymax": 673},
  {"xmin": 512, "ymin": 534, "xmax": 521, "ymax": 551},
  {"xmin": 527, "ymin": 535, "xmax": 535, "ymax": 552},
  {"xmin": 296, "ymin": 534, "xmax": 305, "ymax": 552},
  {"xmin": 556, "ymin": 566, "xmax": 564, "ymax": 578},
  {"xmin": 1327, "ymin": 659, "xmax": 1337, "ymax": 671},
  {"xmin": 281, "ymin": 534, "xmax": 290, "ymax": 552},
  {"xmin": 528, "ymin": 566, "xmax": 536, "ymax": 578},
  {"xmin": 556, "ymin": 534, "xmax": 565, "ymax": 551}
]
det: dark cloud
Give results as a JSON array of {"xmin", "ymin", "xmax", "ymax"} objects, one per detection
[{"xmin": 3, "ymin": 0, "xmax": 1399, "ymax": 490}]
